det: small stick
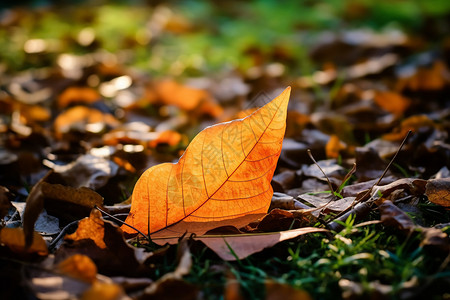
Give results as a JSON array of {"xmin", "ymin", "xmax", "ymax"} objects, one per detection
[
  {"xmin": 326, "ymin": 130, "xmax": 412, "ymax": 231},
  {"xmin": 354, "ymin": 130, "xmax": 412, "ymax": 205},
  {"xmin": 307, "ymin": 149, "xmax": 335, "ymax": 195}
]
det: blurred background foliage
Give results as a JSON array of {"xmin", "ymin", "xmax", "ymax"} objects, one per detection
[{"xmin": 1, "ymin": 0, "xmax": 450, "ymax": 77}]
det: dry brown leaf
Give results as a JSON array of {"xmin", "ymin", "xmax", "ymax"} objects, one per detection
[
  {"xmin": 57, "ymin": 254, "xmax": 98, "ymax": 284},
  {"xmin": 379, "ymin": 200, "xmax": 415, "ymax": 231},
  {"xmin": 122, "ymin": 87, "xmax": 291, "ymax": 239},
  {"xmin": 425, "ymin": 178, "xmax": 450, "ymax": 209}
]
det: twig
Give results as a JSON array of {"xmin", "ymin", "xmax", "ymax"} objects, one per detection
[
  {"xmin": 94, "ymin": 205, "xmax": 151, "ymax": 242},
  {"xmin": 326, "ymin": 130, "xmax": 412, "ymax": 232},
  {"xmin": 48, "ymin": 219, "xmax": 80, "ymax": 251},
  {"xmin": 307, "ymin": 149, "xmax": 335, "ymax": 196}
]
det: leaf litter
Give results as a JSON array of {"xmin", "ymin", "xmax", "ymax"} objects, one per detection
[{"xmin": 0, "ymin": 1, "xmax": 450, "ymax": 299}]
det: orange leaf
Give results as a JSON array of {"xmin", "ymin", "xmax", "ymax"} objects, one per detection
[
  {"xmin": 122, "ymin": 87, "xmax": 291, "ymax": 238},
  {"xmin": 57, "ymin": 254, "xmax": 98, "ymax": 283},
  {"xmin": 65, "ymin": 210, "xmax": 106, "ymax": 249},
  {"xmin": 374, "ymin": 91, "xmax": 410, "ymax": 116},
  {"xmin": 0, "ymin": 227, "xmax": 48, "ymax": 257}
]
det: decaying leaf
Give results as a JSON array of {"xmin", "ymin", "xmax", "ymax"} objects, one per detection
[
  {"xmin": 123, "ymin": 87, "xmax": 291, "ymax": 238},
  {"xmin": 425, "ymin": 178, "xmax": 450, "ymax": 209}
]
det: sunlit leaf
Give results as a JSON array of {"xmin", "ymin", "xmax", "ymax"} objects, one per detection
[{"xmin": 122, "ymin": 87, "xmax": 291, "ymax": 238}]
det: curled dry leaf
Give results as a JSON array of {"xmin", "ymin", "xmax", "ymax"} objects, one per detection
[
  {"xmin": 379, "ymin": 200, "xmax": 416, "ymax": 231},
  {"xmin": 123, "ymin": 87, "xmax": 291, "ymax": 239},
  {"xmin": 425, "ymin": 178, "xmax": 450, "ymax": 209}
]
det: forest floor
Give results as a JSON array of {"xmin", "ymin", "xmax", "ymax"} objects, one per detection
[{"xmin": 0, "ymin": 1, "xmax": 450, "ymax": 299}]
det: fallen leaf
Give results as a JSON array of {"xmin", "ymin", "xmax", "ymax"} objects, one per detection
[
  {"xmin": 373, "ymin": 90, "xmax": 410, "ymax": 116},
  {"xmin": 425, "ymin": 178, "xmax": 450, "ymax": 209},
  {"xmin": 265, "ymin": 281, "xmax": 312, "ymax": 300},
  {"xmin": 53, "ymin": 106, "xmax": 120, "ymax": 139},
  {"xmin": 255, "ymin": 209, "xmax": 298, "ymax": 232},
  {"xmin": 0, "ymin": 227, "xmax": 48, "ymax": 258},
  {"xmin": 145, "ymin": 80, "xmax": 223, "ymax": 117},
  {"xmin": 59, "ymin": 209, "xmax": 144, "ymax": 276},
  {"xmin": 0, "ymin": 186, "xmax": 13, "ymax": 220},
  {"xmin": 58, "ymin": 87, "xmax": 101, "ymax": 109},
  {"xmin": 378, "ymin": 200, "xmax": 415, "ymax": 231},
  {"xmin": 382, "ymin": 115, "xmax": 436, "ymax": 142},
  {"xmin": 224, "ymin": 271, "xmax": 245, "ymax": 300},
  {"xmin": 178, "ymin": 227, "xmax": 328, "ymax": 261},
  {"xmin": 325, "ymin": 135, "xmax": 346, "ymax": 159},
  {"xmin": 271, "ymin": 169, "xmax": 296, "ymax": 192},
  {"xmin": 81, "ymin": 281, "xmax": 126, "ymax": 300},
  {"xmin": 396, "ymin": 60, "xmax": 450, "ymax": 91},
  {"xmin": 50, "ymin": 154, "xmax": 119, "ymax": 190},
  {"xmin": 141, "ymin": 239, "xmax": 198, "ymax": 300},
  {"xmin": 57, "ymin": 254, "xmax": 98, "ymax": 284},
  {"xmin": 148, "ymin": 130, "xmax": 183, "ymax": 148},
  {"xmin": 122, "ymin": 87, "xmax": 291, "ymax": 238},
  {"xmin": 65, "ymin": 210, "xmax": 108, "ymax": 249},
  {"xmin": 270, "ymin": 192, "xmax": 311, "ymax": 211}
]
